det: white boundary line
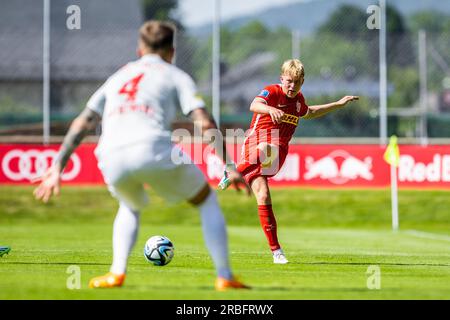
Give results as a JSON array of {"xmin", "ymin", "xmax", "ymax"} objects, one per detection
[{"xmin": 404, "ymin": 230, "xmax": 450, "ymax": 242}]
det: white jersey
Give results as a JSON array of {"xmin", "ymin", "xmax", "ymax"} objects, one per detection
[{"xmin": 86, "ymin": 54, "xmax": 205, "ymax": 156}]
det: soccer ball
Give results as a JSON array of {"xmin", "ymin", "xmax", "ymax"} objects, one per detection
[{"xmin": 144, "ymin": 235, "xmax": 174, "ymax": 266}]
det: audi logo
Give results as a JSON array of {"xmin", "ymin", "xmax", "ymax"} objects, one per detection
[{"xmin": 1, "ymin": 149, "xmax": 81, "ymax": 181}]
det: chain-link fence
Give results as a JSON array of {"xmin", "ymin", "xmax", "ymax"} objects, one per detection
[
  {"xmin": 423, "ymin": 32, "xmax": 450, "ymax": 137},
  {"xmin": 196, "ymin": 28, "xmax": 382, "ymax": 138},
  {"xmin": 1, "ymin": 0, "xmax": 449, "ymax": 141},
  {"xmin": 181, "ymin": 28, "xmax": 449, "ymax": 139}
]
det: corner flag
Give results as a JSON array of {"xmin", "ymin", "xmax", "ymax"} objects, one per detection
[
  {"xmin": 384, "ymin": 135, "xmax": 400, "ymax": 231},
  {"xmin": 383, "ymin": 135, "xmax": 400, "ymax": 167}
]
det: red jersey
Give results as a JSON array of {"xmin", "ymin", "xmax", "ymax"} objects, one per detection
[{"xmin": 245, "ymin": 84, "xmax": 309, "ymax": 149}]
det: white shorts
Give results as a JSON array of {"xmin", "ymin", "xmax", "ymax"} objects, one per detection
[{"xmin": 96, "ymin": 142, "xmax": 207, "ymax": 211}]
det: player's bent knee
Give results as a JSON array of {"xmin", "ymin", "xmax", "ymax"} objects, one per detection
[
  {"xmin": 255, "ymin": 190, "xmax": 271, "ymax": 205},
  {"xmin": 188, "ymin": 183, "xmax": 211, "ymax": 206}
]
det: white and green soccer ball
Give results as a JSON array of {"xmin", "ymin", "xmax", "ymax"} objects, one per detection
[{"xmin": 144, "ymin": 235, "xmax": 174, "ymax": 266}]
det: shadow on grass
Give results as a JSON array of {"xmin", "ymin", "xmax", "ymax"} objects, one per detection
[
  {"xmin": 124, "ymin": 284, "xmax": 381, "ymax": 293},
  {"xmin": 4, "ymin": 260, "xmax": 448, "ymax": 268},
  {"xmin": 301, "ymin": 261, "xmax": 450, "ymax": 267}
]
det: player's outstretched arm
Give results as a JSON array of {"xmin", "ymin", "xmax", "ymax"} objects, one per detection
[
  {"xmin": 303, "ymin": 95, "xmax": 359, "ymax": 120},
  {"xmin": 33, "ymin": 107, "xmax": 101, "ymax": 203}
]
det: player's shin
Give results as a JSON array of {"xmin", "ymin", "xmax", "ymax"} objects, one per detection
[
  {"xmin": 110, "ymin": 203, "xmax": 140, "ymax": 275},
  {"xmin": 198, "ymin": 191, "xmax": 232, "ymax": 280},
  {"xmin": 258, "ymin": 204, "xmax": 281, "ymax": 251}
]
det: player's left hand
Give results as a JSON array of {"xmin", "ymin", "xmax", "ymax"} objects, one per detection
[
  {"xmin": 336, "ymin": 95, "xmax": 359, "ymax": 107},
  {"xmin": 32, "ymin": 165, "xmax": 62, "ymax": 203}
]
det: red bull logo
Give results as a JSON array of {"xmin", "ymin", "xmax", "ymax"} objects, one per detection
[
  {"xmin": 273, "ymin": 154, "xmax": 299, "ymax": 181},
  {"xmin": 304, "ymin": 150, "xmax": 373, "ymax": 184},
  {"xmin": 399, "ymin": 154, "xmax": 450, "ymax": 182}
]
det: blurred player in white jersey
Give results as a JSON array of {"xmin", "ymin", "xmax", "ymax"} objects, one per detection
[{"xmin": 33, "ymin": 20, "xmax": 250, "ymax": 291}]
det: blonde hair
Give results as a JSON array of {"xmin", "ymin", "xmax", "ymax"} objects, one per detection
[
  {"xmin": 139, "ymin": 20, "xmax": 176, "ymax": 51},
  {"xmin": 280, "ymin": 59, "xmax": 305, "ymax": 80}
]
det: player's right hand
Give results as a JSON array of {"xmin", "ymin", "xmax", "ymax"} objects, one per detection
[
  {"xmin": 222, "ymin": 169, "xmax": 251, "ymax": 196},
  {"xmin": 268, "ymin": 107, "xmax": 284, "ymax": 124},
  {"xmin": 32, "ymin": 165, "xmax": 62, "ymax": 203}
]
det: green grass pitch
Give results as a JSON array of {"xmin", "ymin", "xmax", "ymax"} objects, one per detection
[{"xmin": 0, "ymin": 186, "xmax": 449, "ymax": 299}]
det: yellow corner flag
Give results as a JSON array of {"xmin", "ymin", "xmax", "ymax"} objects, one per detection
[{"xmin": 384, "ymin": 135, "xmax": 400, "ymax": 167}]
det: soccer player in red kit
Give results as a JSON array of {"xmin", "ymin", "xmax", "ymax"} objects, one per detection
[{"xmin": 230, "ymin": 59, "xmax": 358, "ymax": 263}]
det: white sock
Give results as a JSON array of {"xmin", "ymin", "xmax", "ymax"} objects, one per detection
[
  {"xmin": 272, "ymin": 248, "xmax": 284, "ymax": 255},
  {"xmin": 110, "ymin": 202, "xmax": 140, "ymax": 275},
  {"xmin": 199, "ymin": 190, "xmax": 232, "ymax": 280}
]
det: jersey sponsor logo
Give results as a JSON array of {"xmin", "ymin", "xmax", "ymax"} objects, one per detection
[
  {"xmin": 258, "ymin": 89, "xmax": 270, "ymax": 98},
  {"xmin": 304, "ymin": 150, "xmax": 373, "ymax": 184},
  {"xmin": 1, "ymin": 149, "xmax": 81, "ymax": 181},
  {"xmin": 281, "ymin": 114, "xmax": 299, "ymax": 126},
  {"xmin": 107, "ymin": 104, "xmax": 155, "ymax": 117},
  {"xmin": 277, "ymin": 103, "xmax": 295, "ymax": 108}
]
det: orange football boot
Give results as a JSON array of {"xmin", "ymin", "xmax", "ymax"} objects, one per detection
[
  {"xmin": 215, "ymin": 276, "xmax": 251, "ymax": 291},
  {"xmin": 89, "ymin": 272, "xmax": 125, "ymax": 288}
]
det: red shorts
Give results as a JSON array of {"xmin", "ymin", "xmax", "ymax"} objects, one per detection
[{"xmin": 237, "ymin": 142, "xmax": 288, "ymax": 185}]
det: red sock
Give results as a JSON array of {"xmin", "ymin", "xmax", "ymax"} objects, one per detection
[{"xmin": 258, "ymin": 204, "xmax": 280, "ymax": 251}]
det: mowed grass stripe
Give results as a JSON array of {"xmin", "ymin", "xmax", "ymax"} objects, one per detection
[{"xmin": 0, "ymin": 224, "xmax": 449, "ymax": 299}]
